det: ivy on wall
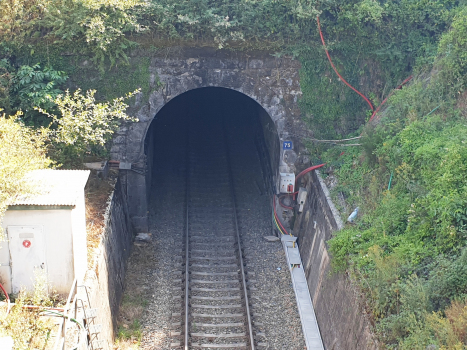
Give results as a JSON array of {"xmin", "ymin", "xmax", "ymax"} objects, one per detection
[
  {"xmin": 0, "ymin": 0, "xmax": 459, "ymax": 140},
  {"xmin": 324, "ymin": 7, "xmax": 467, "ymax": 348},
  {"xmin": 1, "ymin": 1, "xmax": 467, "ymax": 347}
]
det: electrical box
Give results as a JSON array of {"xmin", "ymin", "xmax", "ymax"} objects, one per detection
[
  {"xmin": 0, "ymin": 169, "xmax": 89, "ymax": 295},
  {"xmin": 8, "ymin": 226, "xmax": 47, "ymax": 295},
  {"xmin": 297, "ymin": 187, "xmax": 307, "ymax": 213},
  {"xmin": 280, "ymin": 172, "xmax": 295, "ymax": 194},
  {"xmin": 119, "ymin": 162, "xmax": 132, "ymax": 170}
]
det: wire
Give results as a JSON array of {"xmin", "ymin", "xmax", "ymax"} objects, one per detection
[
  {"xmin": 368, "ymin": 75, "xmax": 413, "ymax": 123},
  {"xmin": 308, "ymin": 136, "xmax": 362, "ymax": 143},
  {"xmin": 295, "ymin": 163, "xmax": 326, "ymax": 184},
  {"xmin": 278, "ymin": 194, "xmax": 294, "ymax": 210},
  {"xmin": 272, "ymin": 204, "xmax": 285, "ymax": 235},
  {"xmin": 273, "ymin": 195, "xmax": 291, "ymax": 236},
  {"xmin": 39, "ymin": 310, "xmax": 84, "ymax": 329},
  {"xmin": 0, "ymin": 282, "xmax": 10, "ymax": 315},
  {"xmin": 274, "ymin": 213, "xmax": 285, "ymax": 235},
  {"xmin": 317, "ymin": 16, "xmax": 374, "ymax": 112},
  {"xmin": 317, "ymin": 16, "xmax": 414, "ymax": 128}
]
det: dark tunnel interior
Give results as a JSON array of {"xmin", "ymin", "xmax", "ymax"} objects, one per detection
[
  {"xmin": 144, "ymin": 87, "xmax": 279, "ymax": 199},
  {"xmin": 141, "ymin": 88, "xmax": 310, "ymax": 349}
]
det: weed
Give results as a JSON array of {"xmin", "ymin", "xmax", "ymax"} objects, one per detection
[{"xmin": 0, "ymin": 276, "xmax": 63, "ymax": 350}]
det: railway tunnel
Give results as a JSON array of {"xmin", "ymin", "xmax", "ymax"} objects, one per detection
[
  {"xmin": 108, "ymin": 53, "xmax": 374, "ymax": 349},
  {"xmin": 144, "ymin": 87, "xmax": 280, "ymax": 203},
  {"xmin": 140, "ymin": 87, "xmax": 312, "ymax": 349}
]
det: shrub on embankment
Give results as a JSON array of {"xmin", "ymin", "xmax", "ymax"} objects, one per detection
[
  {"xmin": 325, "ymin": 6, "xmax": 467, "ymax": 349},
  {"xmin": 0, "ymin": 0, "xmax": 460, "ymax": 140},
  {"xmin": 2, "ymin": 1, "xmax": 467, "ymax": 347}
]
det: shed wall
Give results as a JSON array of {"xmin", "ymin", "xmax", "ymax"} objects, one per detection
[
  {"xmin": 1, "ymin": 209, "xmax": 74, "ymax": 295},
  {"xmin": 71, "ymin": 192, "xmax": 88, "ymax": 284}
]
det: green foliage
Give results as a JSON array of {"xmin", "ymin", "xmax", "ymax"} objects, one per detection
[
  {"xmin": 0, "ymin": 59, "xmax": 15, "ymax": 114},
  {"xmin": 328, "ymin": 99, "xmax": 467, "ymax": 346},
  {"xmin": 12, "ymin": 64, "xmax": 68, "ymax": 126},
  {"xmin": 0, "ymin": 112, "xmax": 52, "ymax": 238},
  {"xmin": 429, "ymin": 299, "xmax": 467, "ymax": 349},
  {"xmin": 1, "ymin": 0, "xmax": 466, "ymax": 348},
  {"xmin": 0, "ymin": 286, "xmax": 56, "ymax": 350},
  {"xmin": 298, "ymin": 0, "xmax": 455, "ymax": 139},
  {"xmin": 0, "ymin": 0, "xmax": 145, "ymax": 71},
  {"xmin": 377, "ymin": 275, "xmax": 432, "ymax": 348},
  {"xmin": 427, "ymin": 250, "xmax": 467, "ymax": 312},
  {"xmin": 0, "ymin": 0, "xmax": 462, "ymax": 138},
  {"xmin": 115, "ymin": 293, "xmax": 146, "ymax": 348},
  {"xmin": 326, "ymin": 9, "xmax": 467, "ymax": 346},
  {"xmin": 117, "ymin": 319, "xmax": 142, "ymax": 340},
  {"xmin": 437, "ymin": 6, "xmax": 467, "ymax": 91},
  {"xmin": 76, "ymin": 0, "xmax": 146, "ymax": 70},
  {"xmin": 142, "ymin": 0, "xmax": 315, "ymax": 48},
  {"xmin": 37, "ymin": 88, "xmax": 139, "ymax": 165},
  {"xmin": 74, "ymin": 57, "xmax": 152, "ymax": 103},
  {"xmin": 0, "ymin": 0, "xmax": 52, "ymax": 46}
]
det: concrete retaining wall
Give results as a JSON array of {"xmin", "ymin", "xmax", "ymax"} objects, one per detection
[
  {"xmin": 293, "ymin": 171, "xmax": 377, "ymax": 350},
  {"xmin": 79, "ymin": 178, "xmax": 133, "ymax": 349}
]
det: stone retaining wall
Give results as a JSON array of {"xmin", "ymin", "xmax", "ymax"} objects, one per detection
[
  {"xmin": 293, "ymin": 171, "xmax": 378, "ymax": 350},
  {"xmin": 109, "ymin": 48, "xmax": 306, "ymax": 232},
  {"xmin": 79, "ymin": 178, "xmax": 133, "ymax": 349}
]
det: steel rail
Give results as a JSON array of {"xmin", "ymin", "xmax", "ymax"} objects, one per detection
[
  {"xmin": 184, "ymin": 117, "xmax": 191, "ymax": 350},
  {"xmin": 223, "ymin": 120, "xmax": 256, "ymax": 350},
  {"xmin": 182, "ymin": 116, "xmax": 255, "ymax": 349}
]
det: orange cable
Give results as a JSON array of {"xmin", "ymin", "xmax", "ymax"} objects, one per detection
[{"xmin": 317, "ymin": 16, "xmax": 374, "ymax": 112}]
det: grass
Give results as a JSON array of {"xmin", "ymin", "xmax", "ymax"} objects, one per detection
[
  {"xmin": 114, "ymin": 295, "xmax": 147, "ymax": 349},
  {"xmin": 84, "ymin": 171, "xmax": 116, "ymax": 269},
  {"xmin": 114, "ymin": 241, "xmax": 156, "ymax": 349},
  {"xmin": 0, "ymin": 273, "xmax": 64, "ymax": 350}
]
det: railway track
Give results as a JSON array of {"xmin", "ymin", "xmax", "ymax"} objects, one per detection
[{"xmin": 174, "ymin": 114, "xmax": 255, "ymax": 350}]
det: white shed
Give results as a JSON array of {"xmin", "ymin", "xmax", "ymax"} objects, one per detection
[{"xmin": 0, "ymin": 170, "xmax": 90, "ymax": 296}]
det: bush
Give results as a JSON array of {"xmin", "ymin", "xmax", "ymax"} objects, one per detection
[
  {"xmin": 437, "ymin": 6, "xmax": 467, "ymax": 91},
  {"xmin": 0, "ymin": 112, "xmax": 52, "ymax": 238},
  {"xmin": 326, "ymin": 11, "xmax": 467, "ymax": 345},
  {"xmin": 37, "ymin": 88, "xmax": 139, "ymax": 166},
  {"xmin": 0, "ymin": 273, "xmax": 60, "ymax": 350},
  {"xmin": 427, "ymin": 250, "xmax": 467, "ymax": 312},
  {"xmin": 12, "ymin": 64, "xmax": 68, "ymax": 127}
]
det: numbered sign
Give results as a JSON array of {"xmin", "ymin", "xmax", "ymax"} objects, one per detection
[{"xmin": 282, "ymin": 141, "xmax": 293, "ymax": 150}]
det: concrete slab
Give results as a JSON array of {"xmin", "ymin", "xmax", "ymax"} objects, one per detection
[{"xmin": 282, "ymin": 235, "xmax": 325, "ymax": 350}]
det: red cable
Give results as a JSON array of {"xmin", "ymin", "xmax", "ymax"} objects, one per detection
[
  {"xmin": 317, "ymin": 16, "xmax": 374, "ymax": 112},
  {"xmin": 0, "ymin": 282, "xmax": 9, "ymax": 302},
  {"xmin": 368, "ymin": 75, "xmax": 413, "ymax": 122},
  {"xmin": 295, "ymin": 163, "xmax": 326, "ymax": 184},
  {"xmin": 273, "ymin": 195, "xmax": 289, "ymax": 235},
  {"xmin": 278, "ymin": 194, "xmax": 294, "ymax": 210}
]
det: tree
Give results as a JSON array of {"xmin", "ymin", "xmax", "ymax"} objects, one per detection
[
  {"xmin": 37, "ymin": 88, "xmax": 139, "ymax": 164},
  {"xmin": 0, "ymin": 111, "xmax": 52, "ymax": 238},
  {"xmin": 13, "ymin": 64, "xmax": 68, "ymax": 126}
]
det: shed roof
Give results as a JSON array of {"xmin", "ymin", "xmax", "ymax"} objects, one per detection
[{"xmin": 9, "ymin": 170, "xmax": 90, "ymax": 207}]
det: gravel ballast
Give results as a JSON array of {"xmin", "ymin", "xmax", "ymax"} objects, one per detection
[{"xmin": 119, "ymin": 94, "xmax": 307, "ymax": 350}]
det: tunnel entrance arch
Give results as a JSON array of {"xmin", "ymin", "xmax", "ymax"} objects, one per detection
[
  {"xmin": 111, "ymin": 50, "xmax": 307, "ymax": 231},
  {"xmin": 144, "ymin": 87, "xmax": 280, "ymax": 195},
  {"xmin": 130, "ymin": 87, "xmax": 280, "ymax": 231}
]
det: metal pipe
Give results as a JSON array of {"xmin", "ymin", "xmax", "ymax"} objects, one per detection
[{"xmin": 53, "ymin": 278, "xmax": 77, "ymax": 350}]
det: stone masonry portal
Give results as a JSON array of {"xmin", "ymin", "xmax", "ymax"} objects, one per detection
[{"xmin": 110, "ymin": 48, "xmax": 308, "ymax": 231}]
